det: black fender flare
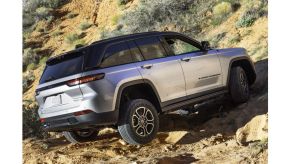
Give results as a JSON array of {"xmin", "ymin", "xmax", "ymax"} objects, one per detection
[
  {"xmin": 114, "ymin": 79, "xmax": 161, "ymax": 112},
  {"xmin": 227, "ymin": 56, "xmax": 257, "ymax": 86}
]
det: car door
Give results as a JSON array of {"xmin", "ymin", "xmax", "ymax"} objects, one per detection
[
  {"xmin": 162, "ymin": 35, "xmax": 223, "ymax": 97},
  {"xmin": 127, "ymin": 36, "xmax": 186, "ymax": 103}
]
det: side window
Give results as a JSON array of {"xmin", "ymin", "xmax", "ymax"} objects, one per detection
[
  {"xmin": 165, "ymin": 37, "xmax": 200, "ymax": 55},
  {"xmin": 100, "ymin": 42, "xmax": 133, "ymax": 68},
  {"xmin": 135, "ymin": 37, "xmax": 167, "ymax": 60},
  {"xmin": 127, "ymin": 41, "xmax": 144, "ymax": 62}
]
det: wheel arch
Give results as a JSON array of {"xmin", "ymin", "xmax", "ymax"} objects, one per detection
[
  {"xmin": 114, "ymin": 79, "xmax": 162, "ymax": 121},
  {"xmin": 227, "ymin": 57, "xmax": 256, "ymax": 85}
]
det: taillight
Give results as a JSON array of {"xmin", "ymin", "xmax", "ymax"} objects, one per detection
[
  {"xmin": 67, "ymin": 73, "xmax": 105, "ymax": 86},
  {"xmin": 40, "ymin": 118, "xmax": 45, "ymax": 123},
  {"xmin": 73, "ymin": 110, "xmax": 92, "ymax": 116}
]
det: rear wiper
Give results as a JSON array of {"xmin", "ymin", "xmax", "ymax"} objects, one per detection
[{"xmin": 44, "ymin": 76, "xmax": 56, "ymax": 83}]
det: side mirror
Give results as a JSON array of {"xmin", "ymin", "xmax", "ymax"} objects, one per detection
[{"xmin": 201, "ymin": 41, "xmax": 210, "ymax": 50}]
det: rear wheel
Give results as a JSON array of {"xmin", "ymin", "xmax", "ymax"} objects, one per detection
[
  {"xmin": 118, "ymin": 99, "xmax": 159, "ymax": 145},
  {"xmin": 63, "ymin": 129, "xmax": 98, "ymax": 143},
  {"xmin": 229, "ymin": 66, "xmax": 250, "ymax": 104}
]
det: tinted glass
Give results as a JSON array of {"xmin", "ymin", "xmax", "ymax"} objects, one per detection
[
  {"xmin": 165, "ymin": 37, "xmax": 200, "ymax": 55},
  {"xmin": 127, "ymin": 41, "xmax": 144, "ymax": 62},
  {"xmin": 135, "ymin": 37, "xmax": 166, "ymax": 60},
  {"xmin": 84, "ymin": 43, "xmax": 106, "ymax": 70},
  {"xmin": 40, "ymin": 55, "xmax": 84, "ymax": 84},
  {"xmin": 100, "ymin": 42, "xmax": 133, "ymax": 68}
]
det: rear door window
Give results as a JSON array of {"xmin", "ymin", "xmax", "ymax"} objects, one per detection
[
  {"xmin": 100, "ymin": 42, "xmax": 134, "ymax": 68},
  {"xmin": 40, "ymin": 55, "xmax": 84, "ymax": 84},
  {"xmin": 135, "ymin": 37, "xmax": 167, "ymax": 60}
]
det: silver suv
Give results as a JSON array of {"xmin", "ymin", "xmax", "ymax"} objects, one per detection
[{"xmin": 35, "ymin": 31, "xmax": 256, "ymax": 145}]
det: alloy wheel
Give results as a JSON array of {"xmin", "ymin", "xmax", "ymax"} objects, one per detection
[{"xmin": 131, "ymin": 107, "xmax": 155, "ymax": 137}]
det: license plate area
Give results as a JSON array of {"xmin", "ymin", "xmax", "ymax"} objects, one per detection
[
  {"xmin": 44, "ymin": 94, "xmax": 66, "ymax": 109},
  {"xmin": 52, "ymin": 95, "xmax": 62, "ymax": 105}
]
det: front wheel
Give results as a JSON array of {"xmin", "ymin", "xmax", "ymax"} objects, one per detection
[
  {"xmin": 229, "ymin": 66, "xmax": 250, "ymax": 104},
  {"xmin": 63, "ymin": 129, "xmax": 98, "ymax": 143},
  {"xmin": 118, "ymin": 99, "xmax": 159, "ymax": 145}
]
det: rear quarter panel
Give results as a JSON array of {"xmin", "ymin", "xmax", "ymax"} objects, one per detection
[{"xmin": 79, "ymin": 63, "xmax": 143, "ymax": 113}]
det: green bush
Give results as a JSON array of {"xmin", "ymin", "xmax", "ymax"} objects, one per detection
[
  {"xmin": 111, "ymin": 15, "xmax": 121, "ymax": 25},
  {"xmin": 35, "ymin": 7, "xmax": 52, "ymax": 20},
  {"xmin": 23, "ymin": 0, "xmax": 67, "ymax": 29},
  {"xmin": 23, "ymin": 71, "xmax": 35, "ymax": 92},
  {"xmin": 23, "ymin": 48, "xmax": 38, "ymax": 70},
  {"xmin": 213, "ymin": 2, "xmax": 232, "ymax": 16},
  {"xmin": 23, "ymin": 0, "xmax": 65, "ymax": 12},
  {"xmin": 27, "ymin": 63, "xmax": 36, "ymax": 70},
  {"xmin": 218, "ymin": 0, "xmax": 240, "ymax": 11},
  {"xmin": 79, "ymin": 22, "xmax": 91, "ymax": 31},
  {"xmin": 42, "ymin": 0, "xmax": 65, "ymax": 9},
  {"xmin": 65, "ymin": 33, "xmax": 80, "ymax": 44},
  {"xmin": 115, "ymin": 0, "xmax": 211, "ymax": 37},
  {"xmin": 23, "ymin": 0, "xmax": 42, "ymax": 13},
  {"xmin": 212, "ymin": 2, "xmax": 232, "ymax": 25},
  {"xmin": 23, "ymin": 13, "xmax": 35, "ymax": 28},
  {"xmin": 39, "ymin": 56, "xmax": 48, "ymax": 65},
  {"xmin": 23, "ymin": 107, "xmax": 48, "ymax": 139},
  {"xmin": 236, "ymin": 9, "xmax": 258, "ymax": 28}
]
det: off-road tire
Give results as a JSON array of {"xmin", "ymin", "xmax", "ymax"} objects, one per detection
[
  {"xmin": 229, "ymin": 66, "xmax": 250, "ymax": 104},
  {"xmin": 118, "ymin": 99, "xmax": 159, "ymax": 145},
  {"xmin": 63, "ymin": 129, "xmax": 98, "ymax": 143}
]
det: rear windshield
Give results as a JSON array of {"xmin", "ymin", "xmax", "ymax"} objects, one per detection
[{"xmin": 39, "ymin": 55, "xmax": 84, "ymax": 84}]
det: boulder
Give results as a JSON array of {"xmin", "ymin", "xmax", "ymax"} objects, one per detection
[{"xmin": 236, "ymin": 114, "xmax": 268, "ymax": 145}]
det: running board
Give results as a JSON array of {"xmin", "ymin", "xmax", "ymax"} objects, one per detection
[{"xmin": 161, "ymin": 90, "xmax": 228, "ymax": 112}]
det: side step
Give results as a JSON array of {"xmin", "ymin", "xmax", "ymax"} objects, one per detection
[{"xmin": 162, "ymin": 90, "xmax": 228, "ymax": 112}]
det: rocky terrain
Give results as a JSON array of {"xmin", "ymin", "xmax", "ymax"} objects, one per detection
[{"xmin": 23, "ymin": 0, "xmax": 268, "ymax": 163}]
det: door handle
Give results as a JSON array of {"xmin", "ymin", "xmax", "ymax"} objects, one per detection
[
  {"xmin": 181, "ymin": 57, "xmax": 190, "ymax": 62},
  {"xmin": 141, "ymin": 64, "xmax": 153, "ymax": 69}
]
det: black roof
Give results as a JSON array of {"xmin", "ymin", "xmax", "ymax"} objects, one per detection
[
  {"xmin": 91, "ymin": 31, "xmax": 162, "ymax": 45},
  {"xmin": 90, "ymin": 31, "xmax": 185, "ymax": 45},
  {"xmin": 47, "ymin": 31, "xmax": 200, "ymax": 64}
]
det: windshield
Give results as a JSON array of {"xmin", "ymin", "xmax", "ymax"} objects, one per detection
[{"xmin": 39, "ymin": 55, "xmax": 84, "ymax": 84}]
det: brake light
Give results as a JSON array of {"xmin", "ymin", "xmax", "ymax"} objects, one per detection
[
  {"xmin": 40, "ymin": 118, "xmax": 45, "ymax": 123},
  {"xmin": 73, "ymin": 110, "xmax": 92, "ymax": 116},
  {"xmin": 67, "ymin": 73, "xmax": 105, "ymax": 86}
]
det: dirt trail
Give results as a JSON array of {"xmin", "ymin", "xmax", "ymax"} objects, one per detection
[{"xmin": 23, "ymin": 59, "xmax": 268, "ymax": 164}]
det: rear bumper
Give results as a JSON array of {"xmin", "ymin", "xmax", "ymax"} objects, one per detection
[{"xmin": 42, "ymin": 110, "xmax": 118, "ymax": 132}]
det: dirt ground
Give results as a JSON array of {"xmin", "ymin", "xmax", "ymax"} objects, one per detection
[{"xmin": 23, "ymin": 59, "xmax": 268, "ymax": 164}]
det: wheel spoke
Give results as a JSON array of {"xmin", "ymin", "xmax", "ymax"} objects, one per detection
[
  {"xmin": 147, "ymin": 119, "xmax": 154, "ymax": 124},
  {"xmin": 145, "ymin": 109, "xmax": 154, "ymax": 121},
  {"xmin": 133, "ymin": 114, "xmax": 139, "ymax": 120},
  {"xmin": 136, "ymin": 126, "xmax": 146, "ymax": 136},
  {"xmin": 145, "ymin": 122, "xmax": 154, "ymax": 134},
  {"xmin": 142, "ymin": 126, "xmax": 147, "ymax": 135},
  {"xmin": 136, "ymin": 107, "xmax": 145, "ymax": 117}
]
